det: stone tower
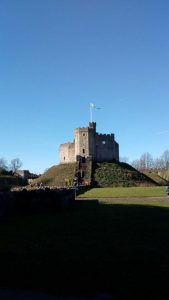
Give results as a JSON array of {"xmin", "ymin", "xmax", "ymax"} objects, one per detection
[
  {"xmin": 60, "ymin": 122, "xmax": 119, "ymax": 163},
  {"xmin": 75, "ymin": 122, "xmax": 96, "ymax": 161}
]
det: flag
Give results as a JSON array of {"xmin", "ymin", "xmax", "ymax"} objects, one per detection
[
  {"xmin": 90, "ymin": 103, "xmax": 101, "ymax": 109},
  {"xmin": 90, "ymin": 103, "xmax": 96, "ymax": 109}
]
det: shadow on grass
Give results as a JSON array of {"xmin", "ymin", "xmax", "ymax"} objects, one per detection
[{"xmin": 0, "ymin": 200, "xmax": 169, "ymax": 299}]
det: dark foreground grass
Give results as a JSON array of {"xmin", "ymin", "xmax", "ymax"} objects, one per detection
[{"xmin": 1, "ymin": 199, "xmax": 169, "ymax": 299}]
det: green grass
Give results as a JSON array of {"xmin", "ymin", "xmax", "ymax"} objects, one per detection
[
  {"xmin": 93, "ymin": 161, "xmax": 158, "ymax": 187},
  {"xmin": 1, "ymin": 198, "xmax": 169, "ymax": 299},
  {"xmin": 34, "ymin": 161, "xmax": 162, "ymax": 189},
  {"xmin": 78, "ymin": 186, "xmax": 167, "ymax": 198}
]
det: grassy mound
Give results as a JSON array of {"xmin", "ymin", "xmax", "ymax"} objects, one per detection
[
  {"xmin": 34, "ymin": 163, "xmax": 76, "ymax": 187},
  {"xmin": 93, "ymin": 162, "xmax": 158, "ymax": 187},
  {"xmin": 34, "ymin": 161, "xmax": 161, "ymax": 188}
]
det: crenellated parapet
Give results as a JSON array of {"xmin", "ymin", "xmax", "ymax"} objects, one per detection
[{"xmin": 96, "ymin": 133, "xmax": 115, "ymax": 140}]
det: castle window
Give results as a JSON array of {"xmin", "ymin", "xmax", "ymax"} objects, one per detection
[
  {"xmin": 64, "ymin": 156, "xmax": 65, "ymax": 160},
  {"xmin": 102, "ymin": 141, "xmax": 106, "ymax": 145},
  {"xmin": 82, "ymin": 148, "xmax": 85, "ymax": 154},
  {"xmin": 83, "ymin": 133, "xmax": 85, "ymax": 136}
]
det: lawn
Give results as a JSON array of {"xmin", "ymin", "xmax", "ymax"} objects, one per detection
[
  {"xmin": 78, "ymin": 186, "xmax": 167, "ymax": 198},
  {"xmin": 1, "ymin": 198, "xmax": 169, "ymax": 299}
]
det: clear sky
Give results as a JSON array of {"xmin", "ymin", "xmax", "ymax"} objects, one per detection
[{"xmin": 1, "ymin": 0, "xmax": 169, "ymax": 174}]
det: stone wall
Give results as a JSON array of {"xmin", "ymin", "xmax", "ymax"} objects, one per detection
[
  {"xmin": 0, "ymin": 188, "xmax": 75, "ymax": 218},
  {"xmin": 95, "ymin": 133, "xmax": 119, "ymax": 162},
  {"xmin": 60, "ymin": 142, "xmax": 75, "ymax": 163},
  {"xmin": 0, "ymin": 176, "xmax": 26, "ymax": 191}
]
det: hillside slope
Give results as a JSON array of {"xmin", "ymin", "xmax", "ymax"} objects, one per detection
[
  {"xmin": 93, "ymin": 162, "xmax": 158, "ymax": 187},
  {"xmin": 158, "ymin": 169, "xmax": 169, "ymax": 182},
  {"xmin": 34, "ymin": 163, "xmax": 76, "ymax": 187},
  {"xmin": 35, "ymin": 161, "xmax": 159, "ymax": 188},
  {"xmin": 142, "ymin": 170, "xmax": 169, "ymax": 186}
]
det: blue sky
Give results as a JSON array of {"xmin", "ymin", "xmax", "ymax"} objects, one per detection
[{"xmin": 0, "ymin": 0, "xmax": 169, "ymax": 173}]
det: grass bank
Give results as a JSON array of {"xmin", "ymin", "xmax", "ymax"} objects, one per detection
[{"xmin": 78, "ymin": 186, "xmax": 167, "ymax": 198}]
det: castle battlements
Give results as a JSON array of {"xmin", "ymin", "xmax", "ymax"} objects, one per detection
[
  {"xmin": 60, "ymin": 122, "xmax": 119, "ymax": 164},
  {"xmin": 75, "ymin": 127, "xmax": 88, "ymax": 130},
  {"xmin": 97, "ymin": 133, "xmax": 115, "ymax": 138},
  {"xmin": 60, "ymin": 142, "xmax": 74, "ymax": 145}
]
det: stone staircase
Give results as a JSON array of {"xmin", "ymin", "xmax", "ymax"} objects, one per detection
[{"xmin": 75, "ymin": 159, "xmax": 93, "ymax": 186}]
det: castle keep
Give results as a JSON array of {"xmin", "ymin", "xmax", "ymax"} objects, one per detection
[{"xmin": 60, "ymin": 122, "xmax": 119, "ymax": 164}]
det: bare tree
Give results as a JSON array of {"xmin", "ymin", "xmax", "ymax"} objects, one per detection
[
  {"xmin": 10, "ymin": 158, "xmax": 22, "ymax": 173},
  {"xmin": 140, "ymin": 152, "xmax": 154, "ymax": 169},
  {"xmin": 120, "ymin": 156, "xmax": 129, "ymax": 163},
  {"xmin": 130, "ymin": 159, "xmax": 141, "ymax": 170},
  {"xmin": 130, "ymin": 150, "xmax": 169, "ymax": 170},
  {"xmin": 153, "ymin": 158, "xmax": 163, "ymax": 169},
  {"xmin": 0, "ymin": 158, "xmax": 8, "ymax": 170},
  {"xmin": 161, "ymin": 150, "xmax": 169, "ymax": 169},
  {"xmin": 131, "ymin": 152, "xmax": 154, "ymax": 170}
]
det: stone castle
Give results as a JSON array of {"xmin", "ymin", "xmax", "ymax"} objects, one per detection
[{"xmin": 60, "ymin": 122, "xmax": 119, "ymax": 164}]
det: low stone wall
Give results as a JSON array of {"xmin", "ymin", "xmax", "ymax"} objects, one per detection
[
  {"xmin": 0, "ymin": 188, "xmax": 75, "ymax": 218},
  {"xmin": 0, "ymin": 176, "xmax": 27, "ymax": 191}
]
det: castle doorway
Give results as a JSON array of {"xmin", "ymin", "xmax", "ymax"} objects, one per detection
[{"xmin": 82, "ymin": 157, "xmax": 86, "ymax": 163}]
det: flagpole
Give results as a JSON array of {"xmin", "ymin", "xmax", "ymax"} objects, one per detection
[
  {"xmin": 89, "ymin": 103, "xmax": 100, "ymax": 123},
  {"xmin": 90, "ymin": 104, "xmax": 93, "ymax": 122}
]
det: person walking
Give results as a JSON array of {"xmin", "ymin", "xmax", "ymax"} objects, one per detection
[{"xmin": 166, "ymin": 186, "xmax": 169, "ymax": 197}]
